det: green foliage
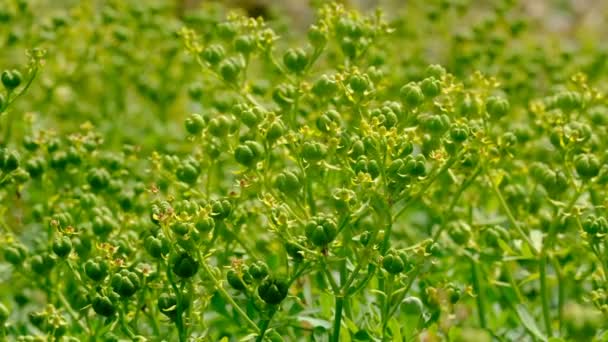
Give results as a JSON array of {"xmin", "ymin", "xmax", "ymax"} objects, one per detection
[{"xmin": 1, "ymin": 0, "xmax": 608, "ymax": 341}]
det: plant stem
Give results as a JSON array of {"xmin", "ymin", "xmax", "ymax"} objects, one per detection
[
  {"xmin": 198, "ymin": 254, "xmax": 260, "ymax": 333},
  {"xmin": 331, "ymin": 296, "xmax": 344, "ymax": 342},
  {"xmin": 256, "ymin": 306, "xmax": 278, "ymax": 342},
  {"xmin": 471, "ymin": 259, "xmax": 487, "ymax": 329},
  {"xmin": 539, "ymin": 253, "xmax": 552, "ymax": 337},
  {"xmin": 485, "ymin": 172, "xmax": 538, "ymax": 255}
]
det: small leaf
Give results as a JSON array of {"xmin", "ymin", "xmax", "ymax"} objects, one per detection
[{"xmin": 515, "ymin": 304, "xmax": 547, "ymax": 342}]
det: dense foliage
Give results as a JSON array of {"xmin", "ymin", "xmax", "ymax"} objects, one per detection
[{"xmin": 1, "ymin": 0, "xmax": 608, "ymax": 341}]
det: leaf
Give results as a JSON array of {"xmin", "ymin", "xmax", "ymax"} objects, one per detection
[
  {"xmin": 297, "ymin": 316, "xmax": 332, "ymax": 329},
  {"xmin": 530, "ymin": 229, "xmax": 543, "ymax": 252},
  {"xmin": 515, "ymin": 304, "xmax": 547, "ymax": 342}
]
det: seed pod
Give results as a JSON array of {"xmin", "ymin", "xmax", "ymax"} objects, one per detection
[
  {"xmin": 400, "ymin": 83, "xmax": 424, "ymax": 107},
  {"xmin": 158, "ymin": 293, "xmax": 178, "ymax": 319},
  {"xmin": 185, "ymin": 113, "xmax": 205, "ymax": 135},
  {"xmin": 401, "ymin": 296, "xmax": 424, "ymax": 316},
  {"xmin": 87, "ymin": 168, "xmax": 110, "ymax": 191},
  {"xmin": 305, "ymin": 216, "xmax": 337, "ymax": 247},
  {"xmin": 283, "ymin": 48, "xmax": 308, "ymax": 74},
  {"xmin": 92, "ymin": 294, "xmax": 115, "ymax": 317},
  {"xmin": 1, "ymin": 69, "xmax": 22, "ymax": 89},
  {"xmin": 171, "ymin": 252, "xmax": 199, "ymax": 278},
  {"xmin": 52, "ymin": 236, "xmax": 72, "ymax": 258},
  {"xmin": 420, "ymin": 77, "xmax": 441, "ymax": 97},
  {"xmin": 574, "ymin": 153, "xmax": 600, "ymax": 179},
  {"xmin": 382, "ymin": 253, "xmax": 405, "ymax": 275},
  {"xmin": 249, "ymin": 261, "xmax": 269, "ymax": 280},
  {"xmin": 485, "ymin": 96, "xmax": 510, "ymax": 118},
  {"xmin": 111, "ymin": 270, "xmax": 141, "ymax": 297},
  {"xmin": 258, "ymin": 277, "xmax": 289, "ymax": 305},
  {"xmin": 210, "ymin": 199, "xmax": 232, "ymax": 219},
  {"xmin": 84, "ymin": 257, "xmax": 109, "ymax": 282}
]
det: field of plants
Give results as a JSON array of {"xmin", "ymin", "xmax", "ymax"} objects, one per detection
[{"xmin": 1, "ymin": 0, "xmax": 608, "ymax": 341}]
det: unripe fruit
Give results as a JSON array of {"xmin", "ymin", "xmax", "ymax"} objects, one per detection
[
  {"xmin": 283, "ymin": 48, "xmax": 308, "ymax": 74},
  {"xmin": 258, "ymin": 277, "xmax": 289, "ymax": 305},
  {"xmin": 1, "ymin": 69, "xmax": 22, "ymax": 89}
]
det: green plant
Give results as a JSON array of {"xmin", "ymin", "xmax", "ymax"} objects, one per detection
[{"xmin": 1, "ymin": 0, "xmax": 608, "ymax": 341}]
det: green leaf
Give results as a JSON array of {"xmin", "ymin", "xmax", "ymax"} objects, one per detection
[
  {"xmin": 515, "ymin": 304, "xmax": 547, "ymax": 342},
  {"xmin": 297, "ymin": 316, "xmax": 332, "ymax": 329}
]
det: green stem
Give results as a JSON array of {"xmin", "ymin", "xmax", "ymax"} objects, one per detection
[
  {"xmin": 539, "ymin": 254, "xmax": 552, "ymax": 337},
  {"xmin": 485, "ymin": 172, "xmax": 538, "ymax": 256},
  {"xmin": 256, "ymin": 306, "xmax": 278, "ymax": 342},
  {"xmin": 198, "ymin": 254, "xmax": 260, "ymax": 333},
  {"xmin": 550, "ymin": 257, "xmax": 564, "ymax": 335},
  {"xmin": 471, "ymin": 259, "xmax": 487, "ymax": 329},
  {"xmin": 331, "ymin": 296, "xmax": 344, "ymax": 342}
]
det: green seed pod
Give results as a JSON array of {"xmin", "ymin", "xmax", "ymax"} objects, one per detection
[
  {"xmin": 235, "ymin": 140, "xmax": 264, "ymax": 167},
  {"xmin": 240, "ymin": 107, "xmax": 263, "ymax": 128},
  {"xmin": 176, "ymin": 162, "xmax": 200, "ymax": 184},
  {"xmin": 171, "ymin": 222, "xmax": 192, "ymax": 236},
  {"xmin": 187, "ymin": 82, "xmax": 204, "ymax": 100},
  {"xmin": 448, "ymin": 221, "xmax": 472, "ymax": 245},
  {"xmin": 195, "ymin": 216, "xmax": 215, "ymax": 234},
  {"xmin": 111, "ymin": 270, "xmax": 141, "ymax": 297},
  {"xmin": 234, "ymin": 35, "xmax": 255, "ymax": 55},
  {"xmin": 420, "ymin": 77, "xmax": 441, "ymax": 97},
  {"xmin": 249, "ymin": 261, "xmax": 269, "ymax": 280},
  {"xmin": 1, "ymin": 69, "xmax": 22, "ymax": 89},
  {"xmin": 285, "ymin": 241, "xmax": 304, "ymax": 261},
  {"xmin": 312, "ymin": 75, "xmax": 338, "ymax": 98},
  {"xmin": 400, "ymin": 83, "xmax": 425, "ymax": 107},
  {"xmin": 171, "ymin": 252, "xmax": 199, "ymax": 278},
  {"xmin": 144, "ymin": 235, "xmax": 170, "ymax": 259},
  {"xmin": 30, "ymin": 254, "xmax": 55, "ymax": 275},
  {"xmin": 219, "ymin": 58, "xmax": 242, "ymax": 83},
  {"xmin": 401, "ymin": 296, "xmax": 424, "ymax": 316},
  {"xmin": 207, "ymin": 116, "xmax": 231, "ymax": 137},
  {"xmin": 258, "ymin": 277, "xmax": 289, "ymax": 305},
  {"xmin": 403, "ymin": 155, "xmax": 426, "ymax": 177},
  {"xmin": 574, "ymin": 153, "xmax": 600, "ymax": 179},
  {"xmin": 485, "ymin": 96, "xmax": 510, "ymax": 118},
  {"xmin": 185, "ymin": 113, "xmax": 205, "ymax": 135},
  {"xmin": 305, "ymin": 216, "xmax": 338, "ymax": 247},
  {"xmin": 382, "ymin": 253, "xmax": 405, "ymax": 274},
  {"xmin": 22, "ymin": 135, "xmax": 39, "ymax": 151},
  {"xmin": 340, "ymin": 37, "xmax": 357, "ymax": 59},
  {"xmin": 582, "ymin": 215, "xmax": 608, "ymax": 236},
  {"xmin": 266, "ymin": 120, "xmax": 285, "ymax": 142},
  {"xmin": 2, "ymin": 150, "xmax": 19, "ymax": 172},
  {"xmin": 92, "ymin": 294, "xmax": 115, "ymax": 317},
  {"xmin": 52, "ymin": 236, "xmax": 72, "ymax": 258},
  {"xmin": 157, "ymin": 293, "xmax": 178, "ymax": 319},
  {"xmin": 201, "ymin": 44, "xmax": 225, "ymax": 65},
  {"xmin": 283, "ymin": 48, "xmax": 308, "ymax": 74},
  {"xmin": 49, "ymin": 151, "xmax": 68, "ymax": 170},
  {"xmin": 87, "ymin": 168, "xmax": 110, "ymax": 191},
  {"xmin": 449, "ymin": 124, "xmax": 469, "ymax": 143},
  {"xmin": 301, "ymin": 141, "xmax": 327, "ymax": 162},
  {"xmin": 348, "ymin": 73, "xmax": 370, "ymax": 94},
  {"xmin": 307, "ymin": 24, "xmax": 327, "ymax": 48},
  {"xmin": 275, "ymin": 170, "xmax": 301, "ymax": 193},
  {"xmin": 555, "ymin": 91, "xmax": 582, "ymax": 111},
  {"xmin": 84, "ymin": 257, "xmax": 109, "ymax": 282},
  {"xmin": 210, "ymin": 199, "xmax": 232, "ymax": 219},
  {"xmin": 3, "ymin": 243, "xmax": 27, "ymax": 265},
  {"xmin": 420, "ymin": 113, "xmax": 450, "ymax": 135},
  {"xmin": 272, "ymin": 83, "xmax": 296, "ymax": 107},
  {"xmin": 425, "ymin": 64, "xmax": 446, "ymax": 79},
  {"xmin": 227, "ymin": 269, "xmax": 248, "ymax": 291}
]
